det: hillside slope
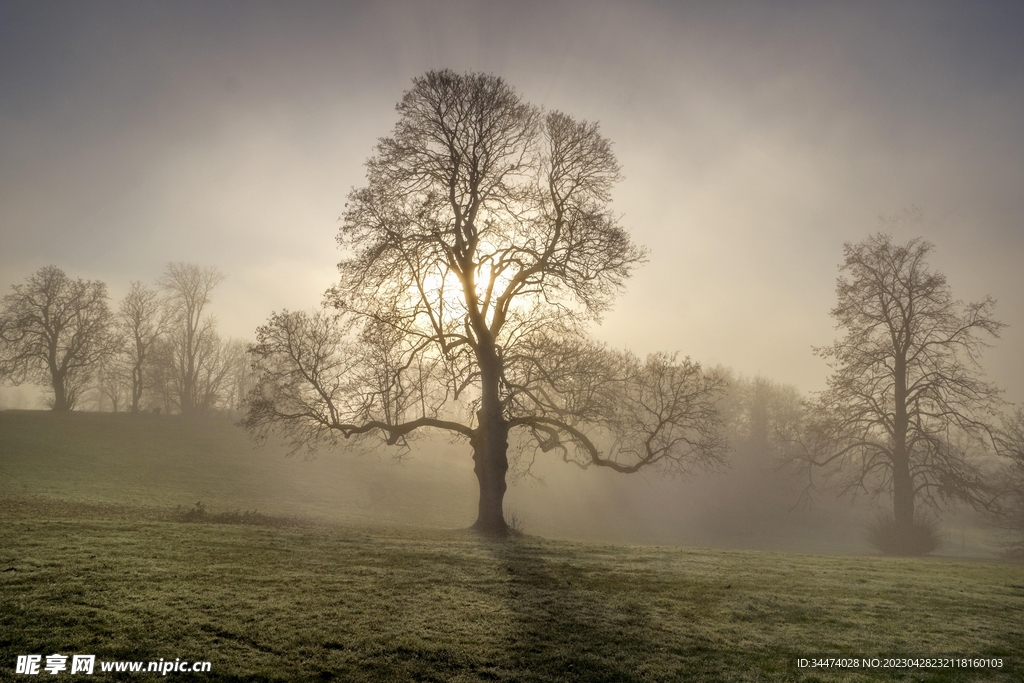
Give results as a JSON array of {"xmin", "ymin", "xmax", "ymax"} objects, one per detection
[{"xmin": 0, "ymin": 410, "xmax": 478, "ymax": 527}]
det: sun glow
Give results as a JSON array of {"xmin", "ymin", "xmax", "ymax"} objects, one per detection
[{"xmin": 411, "ymin": 250, "xmax": 520, "ymax": 329}]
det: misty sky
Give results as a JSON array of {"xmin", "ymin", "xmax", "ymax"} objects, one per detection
[{"xmin": 2, "ymin": 0, "xmax": 1022, "ymax": 402}]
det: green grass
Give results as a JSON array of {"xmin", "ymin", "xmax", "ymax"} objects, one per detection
[
  {"xmin": 1, "ymin": 501, "xmax": 1022, "ymax": 682},
  {"xmin": 2, "ymin": 411, "xmax": 1023, "ymax": 681}
]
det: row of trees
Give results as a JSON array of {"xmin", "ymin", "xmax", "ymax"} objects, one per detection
[{"xmin": 0, "ymin": 263, "xmax": 249, "ymax": 415}]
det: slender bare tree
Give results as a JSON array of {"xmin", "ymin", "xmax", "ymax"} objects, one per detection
[
  {"xmin": 791, "ymin": 231, "xmax": 1003, "ymax": 552},
  {"xmin": 245, "ymin": 71, "xmax": 727, "ymax": 534},
  {"xmin": 116, "ymin": 281, "xmax": 166, "ymax": 413},
  {"xmin": 158, "ymin": 263, "xmax": 225, "ymax": 415},
  {"xmin": 193, "ymin": 333, "xmax": 244, "ymax": 414},
  {"xmin": 0, "ymin": 266, "xmax": 117, "ymax": 410},
  {"xmin": 219, "ymin": 337, "xmax": 254, "ymax": 413}
]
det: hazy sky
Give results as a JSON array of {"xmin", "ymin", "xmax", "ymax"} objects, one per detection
[{"xmin": 2, "ymin": 0, "xmax": 1022, "ymax": 401}]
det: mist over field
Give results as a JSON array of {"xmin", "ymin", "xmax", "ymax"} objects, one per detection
[{"xmin": 0, "ymin": 410, "xmax": 997, "ymax": 557}]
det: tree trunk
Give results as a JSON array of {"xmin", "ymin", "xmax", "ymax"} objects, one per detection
[
  {"xmin": 470, "ymin": 352, "xmax": 510, "ymax": 535},
  {"xmin": 470, "ymin": 421, "xmax": 509, "ymax": 535},
  {"xmin": 51, "ymin": 373, "xmax": 70, "ymax": 411},
  {"xmin": 182, "ymin": 370, "xmax": 194, "ymax": 415},
  {"xmin": 892, "ymin": 455, "xmax": 915, "ymax": 527},
  {"xmin": 131, "ymin": 364, "xmax": 143, "ymax": 413},
  {"xmin": 892, "ymin": 354, "xmax": 914, "ymax": 549}
]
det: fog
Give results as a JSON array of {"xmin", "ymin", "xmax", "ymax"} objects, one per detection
[{"xmin": 2, "ymin": 1, "xmax": 1023, "ymax": 551}]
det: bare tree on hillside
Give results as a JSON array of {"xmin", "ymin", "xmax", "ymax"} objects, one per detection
[
  {"xmin": 245, "ymin": 71, "xmax": 727, "ymax": 535},
  {"xmin": 117, "ymin": 281, "xmax": 167, "ymax": 413},
  {"xmin": 790, "ymin": 231, "xmax": 1004, "ymax": 553},
  {"xmin": 0, "ymin": 266, "xmax": 117, "ymax": 410},
  {"xmin": 158, "ymin": 263, "xmax": 225, "ymax": 415},
  {"xmin": 193, "ymin": 334, "xmax": 246, "ymax": 413}
]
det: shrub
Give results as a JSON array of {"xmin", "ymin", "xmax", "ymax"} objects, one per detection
[
  {"xmin": 866, "ymin": 512, "xmax": 941, "ymax": 556},
  {"xmin": 504, "ymin": 509, "xmax": 525, "ymax": 536}
]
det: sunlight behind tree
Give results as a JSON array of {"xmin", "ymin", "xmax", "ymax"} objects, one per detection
[{"xmin": 246, "ymin": 71, "xmax": 727, "ymax": 534}]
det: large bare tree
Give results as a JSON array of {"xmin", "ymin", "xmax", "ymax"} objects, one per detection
[
  {"xmin": 0, "ymin": 265, "xmax": 116, "ymax": 410},
  {"xmin": 792, "ymin": 232, "xmax": 1003, "ymax": 551},
  {"xmin": 158, "ymin": 262, "xmax": 225, "ymax": 415},
  {"xmin": 245, "ymin": 71, "xmax": 727, "ymax": 534}
]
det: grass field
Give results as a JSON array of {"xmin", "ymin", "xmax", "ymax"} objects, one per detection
[{"xmin": 2, "ymin": 411, "xmax": 1023, "ymax": 681}]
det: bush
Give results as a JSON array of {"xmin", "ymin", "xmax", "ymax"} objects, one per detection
[{"xmin": 866, "ymin": 512, "xmax": 941, "ymax": 556}]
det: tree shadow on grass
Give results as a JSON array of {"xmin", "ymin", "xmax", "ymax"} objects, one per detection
[{"xmin": 482, "ymin": 538, "xmax": 687, "ymax": 683}]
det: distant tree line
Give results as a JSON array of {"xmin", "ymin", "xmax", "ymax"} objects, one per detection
[{"xmin": 0, "ymin": 263, "xmax": 251, "ymax": 416}]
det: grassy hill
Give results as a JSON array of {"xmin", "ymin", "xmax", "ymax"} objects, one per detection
[
  {"xmin": 0, "ymin": 409, "xmax": 480, "ymax": 528},
  {"xmin": 2, "ymin": 410, "xmax": 1022, "ymax": 681}
]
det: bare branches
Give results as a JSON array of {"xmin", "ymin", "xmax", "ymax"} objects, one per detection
[
  {"xmin": 505, "ymin": 341, "xmax": 727, "ymax": 476},
  {"xmin": 244, "ymin": 309, "xmax": 473, "ymax": 455},
  {"xmin": 116, "ymin": 281, "xmax": 166, "ymax": 412},
  {"xmin": 333, "ymin": 71, "xmax": 645, "ymax": 363}
]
